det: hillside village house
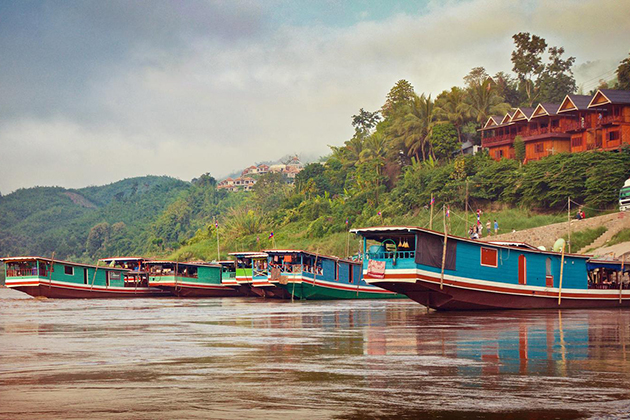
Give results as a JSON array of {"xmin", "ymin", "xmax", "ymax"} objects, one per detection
[
  {"xmin": 481, "ymin": 89, "xmax": 630, "ymax": 162},
  {"xmin": 217, "ymin": 157, "xmax": 304, "ymax": 192}
]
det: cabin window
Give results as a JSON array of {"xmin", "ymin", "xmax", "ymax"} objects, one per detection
[
  {"xmin": 534, "ymin": 143, "xmax": 544, "ymax": 153},
  {"xmin": 64, "ymin": 266, "xmax": 74, "ymax": 276},
  {"xmin": 480, "ymin": 247, "xmax": 498, "ymax": 268},
  {"xmin": 545, "ymin": 258, "xmax": 553, "ymax": 287},
  {"xmin": 609, "ymin": 131, "xmax": 620, "ymax": 141},
  {"xmin": 571, "ymin": 137, "xmax": 582, "ymax": 147},
  {"xmin": 349, "ymin": 264, "xmax": 353, "ymax": 283}
]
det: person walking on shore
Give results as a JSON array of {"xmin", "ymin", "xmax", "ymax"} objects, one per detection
[{"xmin": 494, "ymin": 219, "xmax": 499, "ymax": 234}]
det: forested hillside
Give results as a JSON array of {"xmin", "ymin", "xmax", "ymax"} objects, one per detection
[{"xmin": 0, "ymin": 176, "xmax": 190, "ymax": 261}]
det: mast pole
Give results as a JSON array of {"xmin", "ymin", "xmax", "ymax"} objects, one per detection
[
  {"xmin": 558, "ymin": 243, "xmax": 566, "ymax": 306},
  {"xmin": 567, "ymin": 197, "xmax": 571, "ymax": 253},
  {"xmin": 430, "ymin": 193, "xmax": 434, "ymax": 230},
  {"xmin": 440, "ymin": 205, "xmax": 448, "ymax": 290}
]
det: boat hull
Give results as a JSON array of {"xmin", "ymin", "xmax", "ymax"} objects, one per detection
[
  {"xmin": 370, "ymin": 274, "xmax": 630, "ymax": 310},
  {"xmin": 278, "ymin": 277, "xmax": 405, "ymax": 300},
  {"xmin": 7, "ymin": 280, "xmax": 169, "ymax": 299},
  {"xmin": 150, "ymin": 281, "xmax": 243, "ymax": 298}
]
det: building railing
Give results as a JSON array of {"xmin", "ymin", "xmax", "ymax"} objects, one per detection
[
  {"xmin": 6, "ymin": 268, "xmax": 45, "ymax": 277},
  {"xmin": 368, "ymin": 251, "xmax": 415, "ymax": 260}
]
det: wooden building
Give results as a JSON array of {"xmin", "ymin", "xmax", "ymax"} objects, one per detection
[{"xmin": 481, "ymin": 89, "xmax": 630, "ymax": 162}]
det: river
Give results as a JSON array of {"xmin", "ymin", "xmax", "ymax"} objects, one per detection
[{"xmin": 1, "ymin": 287, "xmax": 630, "ymax": 419}]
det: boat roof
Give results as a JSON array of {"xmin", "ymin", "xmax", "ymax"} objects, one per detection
[
  {"xmin": 228, "ymin": 252, "xmax": 268, "ymax": 258},
  {"xmin": 264, "ymin": 249, "xmax": 360, "ymax": 265},
  {"xmin": 485, "ymin": 241, "xmax": 540, "ymax": 250},
  {"xmin": 143, "ymin": 260, "xmax": 221, "ymax": 268},
  {"xmin": 0, "ymin": 256, "xmax": 129, "ymax": 271},
  {"xmin": 587, "ymin": 258, "xmax": 630, "ymax": 272},
  {"xmin": 350, "ymin": 226, "xmax": 592, "ymax": 259},
  {"xmin": 100, "ymin": 257, "xmax": 148, "ymax": 262}
]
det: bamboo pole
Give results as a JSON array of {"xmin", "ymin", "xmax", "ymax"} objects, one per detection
[
  {"xmin": 567, "ymin": 197, "xmax": 571, "ymax": 254},
  {"xmin": 216, "ymin": 219, "xmax": 220, "ymax": 262},
  {"xmin": 429, "ymin": 193, "xmax": 434, "ymax": 230},
  {"xmin": 620, "ymin": 256, "xmax": 625, "ymax": 304},
  {"xmin": 440, "ymin": 205, "xmax": 448, "ymax": 290},
  {"xmin": 90, "ymin": 259, "xmax": 99, "ymax": 290},
  {"xmin": 48, "ymin": 252, "xmax": 55, "ymax": 288},
  {"xmin": 558, "ymin": 243, "xmax": 566, "ymax": 305},
  {"xmin": 465, "ymin": 180, "xmax": 469, "ymax": 232},
  {"xmin": 312, "ymin": 252, "xmax": 319, "ymax": 288}
]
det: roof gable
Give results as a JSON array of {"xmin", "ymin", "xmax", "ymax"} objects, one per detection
[
  {"xmin": 501, "ymin": 112, "xmax": 513, "ymax": 124},
  {"xmin": 588, "ymin": 89, "xmax": 630, "ymax": 107},
  {"xmin": 511, "ymin": 107, "xmax": 534, "ymax": 122}
]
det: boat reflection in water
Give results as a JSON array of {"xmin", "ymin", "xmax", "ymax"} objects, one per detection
[{"xmin": 2, "ymin": 289, "xmax": 630, "ymax": 418}]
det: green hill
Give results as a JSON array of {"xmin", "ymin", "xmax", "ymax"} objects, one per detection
[{"xmin": 0, "ymin": 176, "xmax": 189, "ymax": 261}]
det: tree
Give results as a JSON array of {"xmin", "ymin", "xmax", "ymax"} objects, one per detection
[
  {"xmin": 513, "ymin": 135, "xmax": 525, "ymax": 164},
  {"xmin": 435, "ymin": 87, "xmax": 471, "ymax": 143},
  {"xmin": 511, "ymin": 32, "xmax": 547, "ymax": 106},
  {"xmin": 381, "ymin": 79, "xmax": 415, "ymax": 118},
  {"xmin": 429, "ymin": 123, "xmax": 460, "ymax": 160},
  {"xmin": 252, "ymin": 172, "xmax": 289, "ymax": 211},
  {"xmin": 464, "ymin": 67, "xmax": 490, "ymax": 89},
  {"xmin": 617, "ymin": 52, "xmax": 630, "ymax": 90},
  {"xmin": 466, "ymin": 79, "xmax": 511, "ymax": 124},
  {"xmin": 537, "ymin": 47, "xmax": 576, "ymax": 103},
  {"xmin": 493, "ymin": 71, "xmax": 522, "ymax": 107},
  {"xmin": 390, "ymin": 93, "xmax": 437, "ymax": 161},
  {"xmin": 86, "ymin": 222, "xmax": 110, "ymax": 256},
  {"xmin": 351, "ymin": 108, "xmax": 381, "ymax": 138}
]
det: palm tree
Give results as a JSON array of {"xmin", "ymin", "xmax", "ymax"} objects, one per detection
[
  {"xmin": 435, "ymin": 87, "xmax": 471, "ymax": 143},
  {"xmin": 466, "ymin": 79, "xmax": 511, "ymax": 124},
  {"xmin": 358, "ymin": 132, "xmax": 389, "ymax": 205},
  {"xmin": 390, "ymin": 93, "xmax": 437, "ymax": 162}
]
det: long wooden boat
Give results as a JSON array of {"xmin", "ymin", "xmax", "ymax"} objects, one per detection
[
  {"xmin": 228, "ymin": 252, "xmax": 279, "ymax": 297},
  {"xmin": 1, "ymin": 256, "xmax": 169, "ymax": 298},
  {"xmin": 145, "ymin": 260, "xmax": 242, "ymax": 297},
  {"xmin": 351, "ymin": 226, "xmax": 630, "ymax": 311},
  {"xmin": 264, "ymin": 249, "xmax": 405, "ymax": 300}
]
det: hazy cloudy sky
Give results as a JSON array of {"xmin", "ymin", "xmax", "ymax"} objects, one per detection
[{"xmin": 1, "ymin": 0, "xmax": 629, "ymax": 193}]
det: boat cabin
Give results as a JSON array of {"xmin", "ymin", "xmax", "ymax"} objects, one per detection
[
  {"xmin": 100, "ymin": 257, "xmax": 151, "ymax": 287},
  {"xmin": 228, "ymin": 252, "xmax": 269, "ymax": 284}
]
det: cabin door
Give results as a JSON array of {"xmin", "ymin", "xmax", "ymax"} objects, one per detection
[{"xmin": 518, "ymin": 255, "xmax": 527, "ymax": 285}]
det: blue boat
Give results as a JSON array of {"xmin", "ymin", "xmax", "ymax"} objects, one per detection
[
  {"xmin": 351, "ymin": 226, "xmax": 630, "ymax": 310},
  {"xmin": 264, "ymin": 249, "xmax": 404, "ymax": 300}
]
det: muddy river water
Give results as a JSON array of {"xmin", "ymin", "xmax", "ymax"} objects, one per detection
[{"xmin": 1, "ymin": 287, "xmax": 630, "ymax": 419}]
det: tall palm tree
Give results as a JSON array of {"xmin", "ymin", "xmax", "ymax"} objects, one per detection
[
  {"xmin": 390, "ymin": 93, "xmax": 437, "ymax": 162},
  {"xmin": 435, "ymin": 87, "xmax": 471, "ymax": 143},
  {"xmin": 466, "ymin": 79, "xmax": 511, "ymax": 124}
]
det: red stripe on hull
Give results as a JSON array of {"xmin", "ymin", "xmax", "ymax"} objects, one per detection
[
  {"xmin": 372, "ymin": 277, "xmax": 630, "ymax": 311},
  {"xmin": 159, "ymin": 285, "xmax": 243, "ymax": 298},
  {"xmin": 10, "ymin": 284, "xmax": 170, "ymax": 299}
]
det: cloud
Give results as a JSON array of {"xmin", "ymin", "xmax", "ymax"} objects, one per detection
[{"xmin": 1, "ymin": 0, "xmax": 629, "ymax": 193}]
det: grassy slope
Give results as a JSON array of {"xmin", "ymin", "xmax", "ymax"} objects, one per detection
[{"xmin": 170, "ymin": 207, "xmax": 568, "ymax": 261}]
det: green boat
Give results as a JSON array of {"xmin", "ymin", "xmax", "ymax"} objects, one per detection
[
  {"xmin": 1, "ymin": 256, "xmax": 169, "ymax": 298},
  {"xmin": 145, "ymin": 260, "xmax": 242, "ymax": 297}
]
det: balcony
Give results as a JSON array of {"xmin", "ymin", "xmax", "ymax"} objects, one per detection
[{"xmin": 482, "ymin": 134, "xmax": 512, "ymax": 146}]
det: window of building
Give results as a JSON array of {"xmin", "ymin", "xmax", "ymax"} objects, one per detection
[
  {"xmin": 551, "ymin": 119, "xmax": 559, "ymax": 128},
  {"xmin": 609, "ymin": 131, "xmax": 620, "ymax": 141},
  {"xmin": 571, "ymin": 137, "xmax": 583, "ymax": 147},
  {"xmin": 480, "ymin": 247, "xmax": 498, "ymax": 268},
  {"xmin": 535, "ymin": 143, "xmax": 544, "ymax": 153},
  {"xmin": 64, "ymin": 266, "xmax": 74, "ymax": 276}
]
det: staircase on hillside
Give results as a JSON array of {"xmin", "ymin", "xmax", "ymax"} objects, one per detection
[{"xmin": 578, "ymin": 214, "xmax": 630, "ymax": 254}]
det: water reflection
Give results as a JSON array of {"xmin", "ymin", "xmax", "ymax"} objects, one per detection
[{"xmin": 2, "ymin": 288, "xmax": 630, "ymax": 418}]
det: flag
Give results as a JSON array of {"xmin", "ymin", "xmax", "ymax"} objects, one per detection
[
  {"xmin": 430, "ymin": 197, "xmax": 435, "ymax": 205},
  {"xmin": 345, "ymin": 218, "xmax": 349, "ymax": 225},
  {"xmin": 215, "ymin": 220, "xmax": 219, "ymax": 229},
  {"xmin": 446, "ymin": 205, "xmax": 450, "ymax": 218},
  {"xmin": 269, "ymin": 232, "xmax": 274, "ymax": 239},
  {"xmin": 377, "ymin": 211, "xmax": 382, "ymax": 216}
]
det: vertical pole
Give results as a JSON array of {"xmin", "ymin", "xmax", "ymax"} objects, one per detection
[
  {"xmin": 440, "ymin": 205, "xmax": 448, "ymax": 290},
  {"xmin": 215, "ymin": 218, "xmax": 220, "ymax": 262},
  {"xmin": 429, "ymin": 193, "xmax": 434, "ymax": 230},
  {"xmin": 620, "ymin": 256, "xmax": 625, "ymax": 304},
  {"xmin": 346, "ymin": 230, "xmax": 350, "ymax": 258},
  {"xmin": 91, "ymin": 259, "xmax": 99, "ymax": 290},
  {"xmin": 558, "ymin": 243, "xmax": 566, "ymax": 306},
  {"xmin": 48, "ymin": 252, "xmax": 55, "ymax": 289},
  {"xmin": 567, "ymin": 197, "xmax": 571, "ymax": 254},
  {"xmin": 465, "ymin": 180, "xmax": 469, "ymax": 233}
]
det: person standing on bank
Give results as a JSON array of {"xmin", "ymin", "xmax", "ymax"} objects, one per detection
[{"xmin": 494, "ymin": 220, "xmax": 499, "ymax": 234}]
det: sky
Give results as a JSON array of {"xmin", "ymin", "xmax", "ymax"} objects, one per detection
[{"xmin": 1, "ymin": 0, "xmax": 629, "ymax": 194}]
